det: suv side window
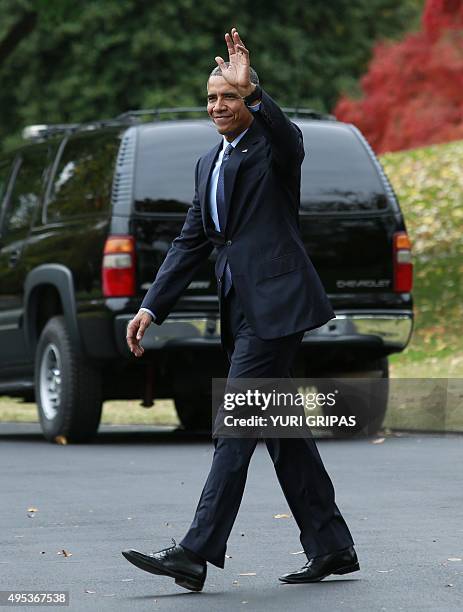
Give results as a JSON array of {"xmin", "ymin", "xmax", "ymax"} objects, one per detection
[
  {"xmin": 2, "ymin": 147, "xmax": 48, "ymax": 239},
  {"xmin": 45, "ymin": 132, "xmax": 120, "ymax": 222}
]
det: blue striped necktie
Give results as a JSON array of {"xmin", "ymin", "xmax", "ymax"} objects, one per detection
[{"xmin": 216, "ymin": 143, "xmax": 234, "ymax": 296}]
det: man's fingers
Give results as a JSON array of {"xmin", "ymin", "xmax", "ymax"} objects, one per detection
[
  {"xmin": 126, "ymin": 321, "xmax": 138, "ymax": 340},
  {"xmin": 125, "ymin": 315, "xmax": 149, "ymax": 357},
  {"xmin": 136, "ymin": 321, "xmax": 148, "ymax": 340},
  {"xmin": 215, "ymin": 55, "xmax": 225, "ymax": 68},
  {"xmin": 224, "ymin": 32, "xmax": 236, "ymax": 57},
  {"xmin": 126, "ymin": 328, "xmax": 139, "ymax": 348},
  {"xmin": 127, "ymin": 319, "xmax": 141, "ymax": 344},
  {"xmin": 232, "ymin": 28, "xmax": 245, "ymax": 48}
]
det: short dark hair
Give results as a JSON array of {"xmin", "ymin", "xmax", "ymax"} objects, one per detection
[{"xmin": 209, "ymin": 63, "xmax": 260, "ymax": 85}]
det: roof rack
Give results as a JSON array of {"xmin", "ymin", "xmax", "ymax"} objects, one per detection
[
  {"xmin": 116, "ymin": 107, "xmax": 206, "ymax": 120},
  {"xmin": 22, "ymin": 106, "xmax": 335, "ymax": 141},
  {"xmin": 284, "ymin": 108, "xmax": 336, "ymax": 120},
  {"xmin": 21, "ymin": 118, "xmax": 135, "ymax": 141},
  {"xmin": 116, "ymin": 107, "xmax": 336, "ymax": 121}
]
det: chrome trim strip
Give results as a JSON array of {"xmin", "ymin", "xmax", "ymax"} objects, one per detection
[
  {"xmin": 304, "ymin": 312, "xmax": 413, "ymax": 347},
  {"xmin": 116, "ymin": 311, "xmax": 413, "ymax": 350}
]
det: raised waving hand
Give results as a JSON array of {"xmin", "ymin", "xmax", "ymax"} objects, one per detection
[{"xmin": 214, "ymin": 28, "xmax": 255, "ymax": 97}]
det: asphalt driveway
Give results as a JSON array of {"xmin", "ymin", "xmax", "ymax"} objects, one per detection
[{"xmin": 1, "ymin": 423, "xmax": 462, "ymax": 611}]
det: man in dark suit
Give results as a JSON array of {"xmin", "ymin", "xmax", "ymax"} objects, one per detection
[{"xmin": 123, "ymin": 28, "xmax": 359, "ymax": 592}]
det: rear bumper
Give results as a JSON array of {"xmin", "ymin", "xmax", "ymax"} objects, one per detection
[
  {"xmin": 114, "ymin": 310, "xmax": 413, "ymax": 354},
  {"xmin": 305, "ymin": 310, "xmax": 413, "ymax": 350}
]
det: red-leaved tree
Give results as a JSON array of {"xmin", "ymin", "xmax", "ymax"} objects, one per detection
[{"xmin": 334, "ymin": 0, "xmax": 463, "ymax": 153}]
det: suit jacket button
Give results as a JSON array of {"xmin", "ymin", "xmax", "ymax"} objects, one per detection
[{"xmin": 226, "ymin": 240, "xmax": 232, "ymax": 246}]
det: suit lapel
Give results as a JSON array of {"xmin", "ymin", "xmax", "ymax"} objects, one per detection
[{"xmin": 222, "ymin": 122, "xmax": 261, "ymax": 232}]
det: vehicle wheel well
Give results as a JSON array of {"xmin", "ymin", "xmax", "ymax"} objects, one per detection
[{"xmin": 32, "ymin": 284, "xmax": 63, "ymax": 340}]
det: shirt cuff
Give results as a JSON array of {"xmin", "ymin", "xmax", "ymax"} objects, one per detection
[{"xmin": 139, "ymin": 307, "xmax": 155, "ymax": 322}]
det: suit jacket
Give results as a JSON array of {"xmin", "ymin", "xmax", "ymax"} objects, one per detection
[{"xmin": 140, "ymin": 88, "xmax": 335, "ymax": 342}]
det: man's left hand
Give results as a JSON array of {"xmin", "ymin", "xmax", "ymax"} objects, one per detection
[{"xmin": 215, "ymin": 27, "xmax": 256, "ymax": 98}]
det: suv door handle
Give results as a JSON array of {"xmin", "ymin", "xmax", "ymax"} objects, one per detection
[{"xmin": 8, "ymin": 249, "xmax": 20, "ymax": 266}]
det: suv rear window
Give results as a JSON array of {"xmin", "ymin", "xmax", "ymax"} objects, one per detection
[
  {"xmin": 134, "ymin": 122, "xmax": 220, "ymax": 213},
  {"xmin": 134, "ymin": 120, "xmax": 388, "ymax": 214},
  {"xmin": 300, "ymin": 123, "xmax": 388, "ymax": 213}
]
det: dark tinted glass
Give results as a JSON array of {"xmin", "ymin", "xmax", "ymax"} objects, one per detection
[
  {"xmin": 134, "ymin": 122, "xmax": 220, "ymax": 213},
  {"xmin": 46, "ymin": 131, "xmax": 120, "ymax": 221},
  {"xmin": 300, "ymin": 123, "xmax": 388, "ymax": 212},
  {"xmin": 134, "ymin": 120, "xmax": 387, "ymax": 214},
  {"xmin": 3, "ymin": 147, "xmax": 49, "ymax": 236}
]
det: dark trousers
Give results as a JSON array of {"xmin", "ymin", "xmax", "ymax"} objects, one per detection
[{"xmin": 180, "ymin": 285, "xmax": 354, "ymax": 568}]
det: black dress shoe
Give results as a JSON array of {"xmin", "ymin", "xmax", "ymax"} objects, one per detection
[
  {"xmin": 279, "ymin": 545, "xmax": 359, "ymax": 584},
  {"xmin": 122, "ymin": 538, "xmax": 207, "ymax": 592}
]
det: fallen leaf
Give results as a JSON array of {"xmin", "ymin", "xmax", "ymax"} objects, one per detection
[
  {"xmin": 55, "ymin": 436, "xmax": 67, "ymax": 445},
  {"xmin": 274, "ymin": 513, "xmax": 291, "ymax": 519},
  {"xmin": 57, "ymin": 549, "xmax": 72, "ymax": 557}
]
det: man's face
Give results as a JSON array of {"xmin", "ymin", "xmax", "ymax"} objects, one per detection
[{"xmin": 207, "ymin": 76, "xmax": 253, "ymax": 139}]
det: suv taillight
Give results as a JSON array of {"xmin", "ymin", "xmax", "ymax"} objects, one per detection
[
  {"xmin": 393, "ymin": 231, "xmax": 413, "ymax": 292},
  {"xmin": 102, "ymin": 235, "xmax": 136, "ymax": 297}
]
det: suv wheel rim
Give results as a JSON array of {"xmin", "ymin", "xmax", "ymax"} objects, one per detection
[{"xmin": 40, "ymin": 343, "xmax": 62, "ymax": 420}]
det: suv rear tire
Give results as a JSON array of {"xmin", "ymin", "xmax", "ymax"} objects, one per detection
[
  {"xmin": 35, "ymin": 316, "xmax": 103, "ymax": 443},
  {"xmin": 318, "ymin": 357, "xmax": 389, "ymax": 438}
]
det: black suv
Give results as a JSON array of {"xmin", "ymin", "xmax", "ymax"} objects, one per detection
[{"xmin": 0, "ymin": 109, "xmax": 413, "ymax": 442}]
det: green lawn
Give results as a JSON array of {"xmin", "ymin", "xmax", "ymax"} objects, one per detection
[{"xmin": 0, "ymin": 397, "xmax": 180, "ymax": 426}]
